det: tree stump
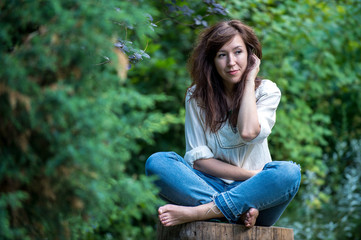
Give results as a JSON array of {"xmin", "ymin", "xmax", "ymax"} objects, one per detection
[{"xmin": 157, "ymin": 221, "xmax": 294, "ymax": 240}]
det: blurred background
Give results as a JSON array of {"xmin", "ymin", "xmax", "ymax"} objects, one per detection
[{"xmin": 1, "ymin": 0, "xmax": 360, "ymax": 239}]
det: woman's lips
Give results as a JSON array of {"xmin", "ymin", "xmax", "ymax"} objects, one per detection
[{"xmin": 228, "ymin": 70, "xmax": 239, "ymax": 75}]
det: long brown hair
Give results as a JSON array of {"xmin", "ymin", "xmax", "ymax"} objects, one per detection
[{"xmin": 188, "ymin": 20, "xmax": 262, "ymax": 132}]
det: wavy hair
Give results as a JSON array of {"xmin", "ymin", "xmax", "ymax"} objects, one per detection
[{"xmin": 188, "ymin": 20, "xmax": 262, "ymax": 132}]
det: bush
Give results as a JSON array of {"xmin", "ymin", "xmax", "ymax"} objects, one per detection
[{"xmin": 0, "ymin": 1, "xmax": 176, "ymax": 239}]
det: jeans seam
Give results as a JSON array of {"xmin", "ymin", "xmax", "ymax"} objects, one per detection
[
  {"xmin": 214, "ymin": 194, "xmax": 236, "ymax": 223},
  {"xmin": 225, "ymin": 192, "xmax": 242, "ymax": 220}
]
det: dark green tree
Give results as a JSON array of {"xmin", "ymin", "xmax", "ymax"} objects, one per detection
[{"xmin": 0, "ymin": 1, "xmax": 178, "ymax": 239}]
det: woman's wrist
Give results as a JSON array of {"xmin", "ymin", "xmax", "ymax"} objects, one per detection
[
  {"xmin": 245, "ymin": 77, "xmax": 256, "ymax": 86},
  {"xmin": 250, "ymin": 169, "xmax": 262, "ymax": 177},
  {"xmin": 238, "ymin": 169, "xmax": 259, "ymax": 180}
]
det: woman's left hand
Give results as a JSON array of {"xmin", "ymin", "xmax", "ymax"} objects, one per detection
[{"xmin": 246, "ymin": 54, "xmax": 261, "ymax": 82}]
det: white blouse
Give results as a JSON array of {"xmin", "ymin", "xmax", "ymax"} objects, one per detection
[{"xmin": 184, "ymin": 79, "xmax": 281, "ymax": 183}]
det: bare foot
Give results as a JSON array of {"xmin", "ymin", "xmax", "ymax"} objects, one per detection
[
  {"xmin": 241, "ymin": 208, "xmax": 259, "ymax": 228},
  {"xmin": 158, "ymin": 202, "xmax": 224, "ymax": 227},
  {"xmin": 158, "ymin": 204, "xmax": 199, "ymax": 226}
]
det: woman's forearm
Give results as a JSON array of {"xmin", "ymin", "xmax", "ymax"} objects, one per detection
[
  {"xmin": 237, "ymin": 80, "xmax": 260, "ymax": 141},
  {"xmin": 237, "ymin": 55, "xmax": 261, "ymax": 141},
  {"xmin": 193, "ymin": 158, "xmax": 260, "ymax": 181}
]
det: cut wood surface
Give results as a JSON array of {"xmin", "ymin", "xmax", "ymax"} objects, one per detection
[{"xmin": 157, "ymin": 221, "xmax": 294, "ymax": 240}]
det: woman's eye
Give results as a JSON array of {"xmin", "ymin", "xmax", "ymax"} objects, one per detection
[
  {"xmin": 235, "ymin": 50, "xmax": 242, "ymax": 55},
  {"xmin": 218, "ymin": 53, "xmax": 226, "ymax": 58}
]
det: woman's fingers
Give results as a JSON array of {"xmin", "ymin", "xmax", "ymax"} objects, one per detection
[{"xmin": 247, "ymin": 55, "xmax": 260, "ymax": 81}]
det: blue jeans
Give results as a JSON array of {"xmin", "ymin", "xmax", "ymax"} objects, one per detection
[{"xmin": 145, "ymin": 152, "xmax": 301, "ymax": 226}]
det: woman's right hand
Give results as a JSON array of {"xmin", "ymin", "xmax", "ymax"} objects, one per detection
[{"xmin": 250, "ymin": 168, "xmax": 263, "ymax": 177}]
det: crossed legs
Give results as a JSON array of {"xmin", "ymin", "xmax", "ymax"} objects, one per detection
[{"xmin": 146, "ymin": 152, "xmax": 300, "ymax": 227}]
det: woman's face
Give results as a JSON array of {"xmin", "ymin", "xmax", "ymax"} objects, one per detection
[{"xmin": 214, "ymin": 34, "xmax": 248, "ymax": 93}]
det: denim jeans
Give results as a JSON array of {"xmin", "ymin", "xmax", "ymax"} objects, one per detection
[{"xmin": 145, "ymin": 151, "xmax": 301, "ymax": 226}]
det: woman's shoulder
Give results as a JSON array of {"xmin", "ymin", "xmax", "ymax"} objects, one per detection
[
  {"xmin": 187, "ymin": 85, "xmax": 196, "ymax": 94},
  {"xmin": 256, "ymin": 79, "xmax": 281, "ymax": 96},
  {"xmin": 185, "ymin": 85, "xmax": 205, "ymax": 111},
  {"xmin": 185, "ymin": 85, "xmax": 197, "ymax": 101}
]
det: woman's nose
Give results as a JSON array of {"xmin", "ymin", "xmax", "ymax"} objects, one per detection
[{"xmin": 227, "ymin": 55, "xmax": 236, "ymax": 66}]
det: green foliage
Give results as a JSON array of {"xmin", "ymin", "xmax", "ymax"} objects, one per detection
[
  {"xmin": 279, "ymin": 140, "xmax": 361, "ymax": 240},
  {"xmin": 0, "ymin": 1, "xmax": 170, "ymax": 239},
  {"xmin": 227, "ymin": 0, "xmax": 361, "ymax": 239}
]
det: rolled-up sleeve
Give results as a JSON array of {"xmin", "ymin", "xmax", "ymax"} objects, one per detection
[
  {"xmin": 247, "ymin": 80, "xmax": 281, "ymax": 144},
  {"xmin": 184, "ymin": 90, "xmax": 214, "ymax": 167}
]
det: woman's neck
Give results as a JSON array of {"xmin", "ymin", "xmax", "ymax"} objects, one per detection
[
  {"xmin": 225, "ymin": 92, "xmax": 233, "ymax": 110},
  {"xmin": 223, "ymin": 82, "xmax": 235, "ymax": 109}
]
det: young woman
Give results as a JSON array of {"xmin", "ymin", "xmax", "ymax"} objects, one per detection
[{"xmin": 145, "ymin": 20, "xmax": 301, "ymax": 228}]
